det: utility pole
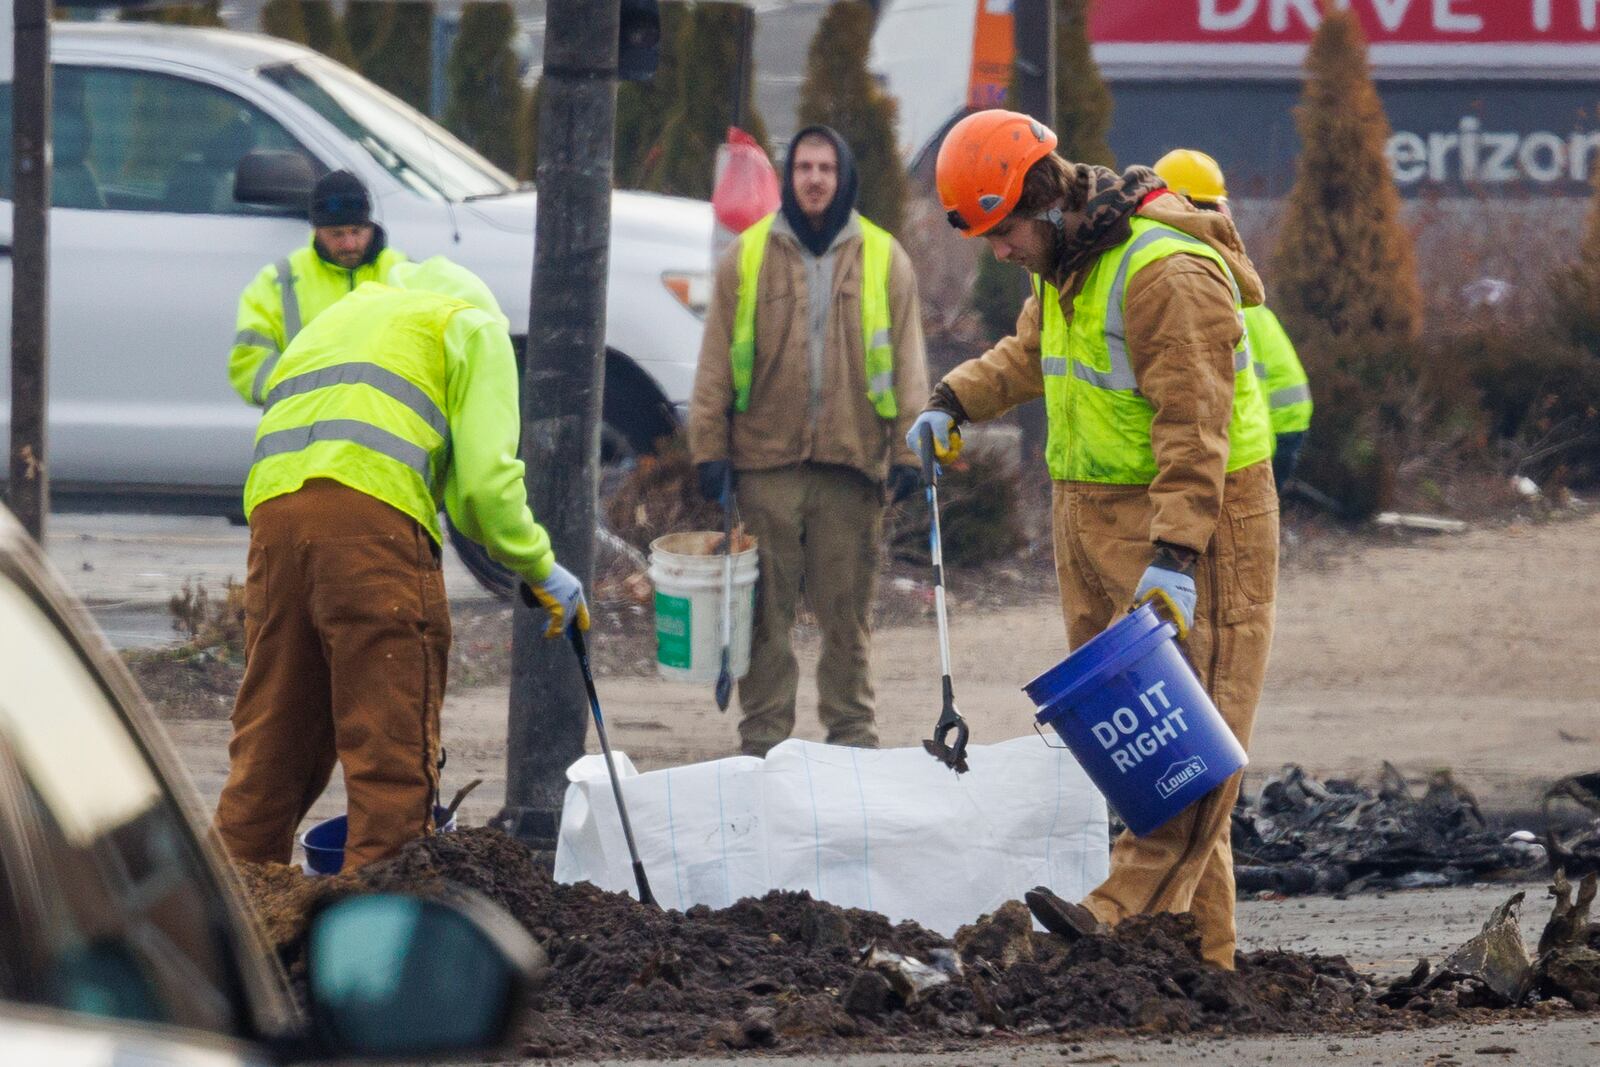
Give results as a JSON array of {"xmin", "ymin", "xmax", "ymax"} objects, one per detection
[
  {"xmin": 499, "ymin": 0, "xmax": 621, "ymax": 849},
  {"xmin": 8, "ymin": 0, "xmax": 50, "ymax": 541},
  {"xmin": 1011, "ymin": 0, "xmax": 1054, "ymax": 473}
]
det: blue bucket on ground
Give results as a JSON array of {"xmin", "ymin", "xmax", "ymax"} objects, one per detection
[
  {"xmin": 1023, "ymin": 603, "xmax": 1246, "ymax": 837},
  {"xmin": 300, "ymin": 805, "xmax": 457, "ymax": 875}
]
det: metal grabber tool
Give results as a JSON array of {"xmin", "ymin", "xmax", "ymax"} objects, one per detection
[
  {"xmin": 567, "ymin": 625, "xmax": 657, "ymax": 906},
  {"xmin": 713, "ymin": 464, "xmax": 737, "ymax": 712},
  {"xmin": 918, "ymin": 424, "xmax": 970, "ymax": 774}
]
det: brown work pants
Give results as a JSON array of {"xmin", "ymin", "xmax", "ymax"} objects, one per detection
[
  {"xmin": 736, "ymin": 463, "xmax": 883, "ymax": 757},
  {"xmin": 1060, "ymin": 461, "xmax": 1278, "ymax": 968},
  {"xmin": 213, "ymin": 479, "xmax": 452, "ymax": 870}
]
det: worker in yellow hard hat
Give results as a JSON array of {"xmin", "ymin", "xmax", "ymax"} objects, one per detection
[{"xmin": 1153, "ymin": 150, "xmax": 1313, "ymax": 488}]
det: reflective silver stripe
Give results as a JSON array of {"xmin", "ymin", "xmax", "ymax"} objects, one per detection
[
  {"xmin": 234, "ymin": 329, "xmax": 278, "ymax": 351},
  {"xmin": 1041, "ymin": 356, "xmax": 1068, "ymax": 377},
  {"xmin": 254, "ymin": 419, "xmax": 435, "ymax": 483},
  {"xmin": 1270, "ymin": 383, "xmax": 1312, "ymax": 409},
  {"xmin": 1253, "ymin": 360, "xmax": 1268, "ymax": 380},
  {"xmin": 1087, "ymin": 227, "xmax": 1190, "ymax": 391},
  {"xmin": 264, "ymin": 362, "xmax": 450, "ymax": 443},
  {"xmin": 237, "ymin": 329, "xmax": 284, "ymax": 407},
  {"xmin": 1234, "ymin": 347, "xmax": 1251, "ymax": 373},
  {"xmin": 276, "ymin": 258, "xmax": 302, "ymax": 342},
  {"xmin": 868, "ymin": 371, "xmax": 896, "ymax": 395},
  {"xmin": 869, "ymin": 328, "xmax": 891, "ymax": 350}
]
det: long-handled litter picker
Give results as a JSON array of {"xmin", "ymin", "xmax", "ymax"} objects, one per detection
[
  {"xmin": 714, "ymin": 465, "xmax": 736, "ymax": 712},
  {"xmin": 918, "ymin": 425, "xmax": 970, "ymax": 775},
  {"xmin": 567, "ymin": 625, "xmax": 657, "ymax": 906}
]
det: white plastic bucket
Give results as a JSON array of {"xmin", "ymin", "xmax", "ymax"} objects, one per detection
[{"xmin": 648, "ymin": 531, "xmax": 759, "ymax": 684}]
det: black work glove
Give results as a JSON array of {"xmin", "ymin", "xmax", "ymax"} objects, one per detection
[
  {"xmin": 696, "ymin": 460, "xmax": 731, "ymax": 505},
  {"xmin": 886, "ymin": 464, "xmax": 922, "ymax": 504}
]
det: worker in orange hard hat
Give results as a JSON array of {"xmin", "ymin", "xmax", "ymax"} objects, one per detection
[
  {"xmin": 1154, "ymin": 149, "xmax": 1313, "ymax": 489},
  {"xmin": 908, "ymin": 110, "xmax": 1279, "ymax": 970}
]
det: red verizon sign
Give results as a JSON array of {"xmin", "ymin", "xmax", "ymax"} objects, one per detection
[{"xmin": 1091, "ymin": 1, "xmax": 1600, "ymax": 44}]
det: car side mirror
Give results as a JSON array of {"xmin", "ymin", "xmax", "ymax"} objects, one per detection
[
  {"xmin": 304, "ymin": 892, "xmax": 544, "ymax": 1058},
  {"xmin": 233, "ymin": 149, "xmax": 316, "ymax": 212}
]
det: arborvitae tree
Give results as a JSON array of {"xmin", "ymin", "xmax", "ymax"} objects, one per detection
[
  {"xmin": 1272, "ymin": 7, "xmax": 1421, "ymax": 517},
  {"xmin": 444, "ymin": 2, "xmax": 522, "ymax": 173},
  {"xmin": 259, "ymin": 0, "xmax": 308, "ymax": 43},
  {"xmin": 796, "ymin": 1, "xmax": 907, "ymax": 234},
  {"xmin": 361, "ymin": 2, "xmax": 434, "ymax": 114},
  {"xmin": 973, "ymin": 0, "xmax": 1115, "ymax": 341},
  {"xmin": 344, "ymin": 0, "xmax": 394, "ymax": 69},
  {"xmin": 1551, "ymin": 164, "xmax": 1600, "ymax": 357},
  {"xmin": 302, "ymin": 1, "xmax": 355, "ymax": 65},
  {"xmin": 1053, "ymin": 0, "xmax": 1114, "ymax": 169},
  {"xmin": 647, "ymin": 1, "xmax": 768, "ymax": 200},
  {"xmin": 120, "ymin": 1, "xmax": 222, "ymax": 26}
]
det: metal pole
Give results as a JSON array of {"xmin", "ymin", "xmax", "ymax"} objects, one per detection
[
  {"xmin": 730, "ymin": 1, "xmax": 752, "ymax": 131},
  {"xmin": 498, "ymin": 0, "xmax": 620, "ymax": 849},
  {"xmin": 1012, "ymin": 0, "xmax": 1056, "ymax": 128},
  {"xmin": 9, "ymin": 0, "xmax": 51, "ymax": 541}
]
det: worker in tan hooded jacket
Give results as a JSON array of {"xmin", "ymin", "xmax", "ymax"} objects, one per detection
[
  {"xmin": 690, "ymin": 125, "xmax": 930, "ymax": 757},
  {"xmin": 908, "ymin": 110, "xmax": 1277, "ymax": 969}
]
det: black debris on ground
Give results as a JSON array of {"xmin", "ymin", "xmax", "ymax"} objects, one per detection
[
  {"xmin": 1232, "ymin": 763, "xmax": 1546, "ymax": 897},
  {"xmin": 236, "ymin": 827, "xmax": 1595, "ymax": 1061},
  {"xmin": 1543, "ymin": 772, "xmax": 1600, "ymax": 877}
]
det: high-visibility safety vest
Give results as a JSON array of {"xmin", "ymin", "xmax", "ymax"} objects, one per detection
[
  {"xmin": 1037, "ymin": 217, "xmax": 1273, "ymax": 484},
  {"xmin": 243, "ymin": 282, "xmax": 464, "ymax": 540},
  {"xmin": 230, "ymin": 238, "xmax": 407, "ymax": 407},
  {"xmin": 729, "ymin": 212, "xmax": 898, "ymax": 418},
  {"xmin": 1243, "ymin": 304, "xmax": 1313, "ymax": 437}
]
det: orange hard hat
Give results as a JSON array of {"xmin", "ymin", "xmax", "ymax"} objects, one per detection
[{"xmin": 936, "ymin": 109, "xmax": 1058, "ymax": 237}]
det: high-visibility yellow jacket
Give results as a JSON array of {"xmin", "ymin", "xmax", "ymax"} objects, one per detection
[
  {"xmin": 1242, "ymin": 305, "xmax": 1313, "ymax": 437},
  {"xmin": 1037, "ymin": 217, "xmax": 1273, "ymax": 484},
  {"xmin": 229, "ymin": 234, "xmax": 407, "ymax": 407},
  {"xmin": 244, "ymin": 258, "xmax": 555, "ymax": 585}
]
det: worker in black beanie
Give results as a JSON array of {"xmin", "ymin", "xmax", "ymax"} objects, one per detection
[{"xmin": 228, "ymin": 169, "xmax": 408, "ymax": 406}]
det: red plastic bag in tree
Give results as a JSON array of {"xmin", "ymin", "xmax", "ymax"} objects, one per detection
[{"xmin": 711, "ymin": 127, "xmax": 779, "ymax": 236}]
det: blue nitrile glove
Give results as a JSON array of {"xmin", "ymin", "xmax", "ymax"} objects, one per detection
[
  {"xmin": 906, "ymin": 410, "xmax": 963, "ymax": 467},
  {"xmin": 520, "ymin": 563, "xmax": 591, "ymax": 637},
  {"xmin": 1134, "ymin": 563, "xmax": 1197, "ymax": 639}
]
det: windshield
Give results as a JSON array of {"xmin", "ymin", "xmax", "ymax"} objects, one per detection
[{"xmin": 260, "ymin": 56, "xmax": 518, "ymax": 202}]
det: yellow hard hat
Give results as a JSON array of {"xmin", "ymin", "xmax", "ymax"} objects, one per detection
[{"xmin": 1153, "ymin": 148, "xmax": 1228, "ymax": 204}]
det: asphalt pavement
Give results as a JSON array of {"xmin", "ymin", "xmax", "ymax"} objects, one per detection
[{"xmin": 42, "ymin": 511, "xmax": 492, "ymax": 648}]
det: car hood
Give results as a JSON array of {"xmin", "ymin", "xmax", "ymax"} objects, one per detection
[{"xmin": 462, "ymin": 188, "xmax": 715, "ymax": 251}]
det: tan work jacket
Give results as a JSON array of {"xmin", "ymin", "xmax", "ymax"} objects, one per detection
[
  {"xmin": 689, "ymin": 212, "xmax": 930, "ymax": 482},
  {"xmin": 942, "ymin": 195, "xmax": 1267, "ymax": 554}
]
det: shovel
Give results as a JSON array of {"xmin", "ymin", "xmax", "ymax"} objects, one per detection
[
  {"xmin": 714, "ymin": 464, "xmax": 737, "ymax": 712},
  {"xmin": 917, "ymin": 425, "xmax": 970, "ymax": 775},
  {"xmin": 567, "ymin": 625, "xmax": 657, "ymax": 906}
]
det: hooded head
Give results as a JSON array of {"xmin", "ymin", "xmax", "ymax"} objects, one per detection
[
  {"xmin": 780, "ymin": 125, "xmax": 858, "ymax": 256},
  {"xmin": 388, "ymin": 256, "xmax": 511, "ymax": 331}
]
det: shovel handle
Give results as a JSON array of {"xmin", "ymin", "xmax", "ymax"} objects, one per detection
[{"xmin": 920, "ymin": 423, "xmax": 937, "ymax": 486}]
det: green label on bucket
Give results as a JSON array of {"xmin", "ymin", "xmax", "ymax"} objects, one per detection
[{"xmin": 655, "ymin": 591, "xmax": 693, "ymax": 669}]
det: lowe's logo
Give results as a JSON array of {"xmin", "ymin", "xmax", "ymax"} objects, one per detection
[{"xmin": 1155, "ymin": 757, "xmax": 1207, "ymax": 800}]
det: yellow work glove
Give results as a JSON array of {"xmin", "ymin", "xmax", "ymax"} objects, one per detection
[
  {"xmin": 520, "ymin": 563, "xmax": 592, "ymax": 637},
  {"xmin": 906, "ymin": 410, "xmax": 963, "ymax": 465}
]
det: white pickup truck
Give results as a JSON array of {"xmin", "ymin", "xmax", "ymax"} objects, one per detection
[{"xmin": 0, "ymin": 22, "xmax": 713, "ymax": 513}]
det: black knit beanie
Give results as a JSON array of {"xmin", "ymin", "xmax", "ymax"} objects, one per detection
[{"xmin": 308, "ymin": 170, "xmax": 372, "ymax": 227}]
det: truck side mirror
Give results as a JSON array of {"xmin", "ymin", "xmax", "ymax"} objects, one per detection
[
  {"xmin": 233, "ymin": 149, "xmax": 316, "ymax": 212},
  {"xmin": 304, "ymin": 892, "xmax": 545, "ymax": 1058}
]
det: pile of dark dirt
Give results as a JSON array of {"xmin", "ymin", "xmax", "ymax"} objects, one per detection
[{"xmin": 237, "ymin": 827, "xmax": 1585, "ymax": 1060}]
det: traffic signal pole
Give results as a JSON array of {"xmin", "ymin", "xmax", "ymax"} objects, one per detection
[
  {"xmin": 499, "ymin": 0, "xmax": 622, "ymax": 849},
  {"xmin": 8, "ymin": 0, "xmax": 50, "ymax": 540}
]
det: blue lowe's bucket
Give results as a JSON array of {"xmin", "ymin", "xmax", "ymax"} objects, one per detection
[
  {"xmin": 1023, "ymin": 603, "xmax": 1246, "ymax": 837},
  {"xmin": 300, "ymin": 805, "xmax": 457, "ymax": 875}
]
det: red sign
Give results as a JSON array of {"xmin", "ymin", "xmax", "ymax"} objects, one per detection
[{"xmin": 1091, "ymin": 0, "xmax": 1600, "ymax": 45}]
